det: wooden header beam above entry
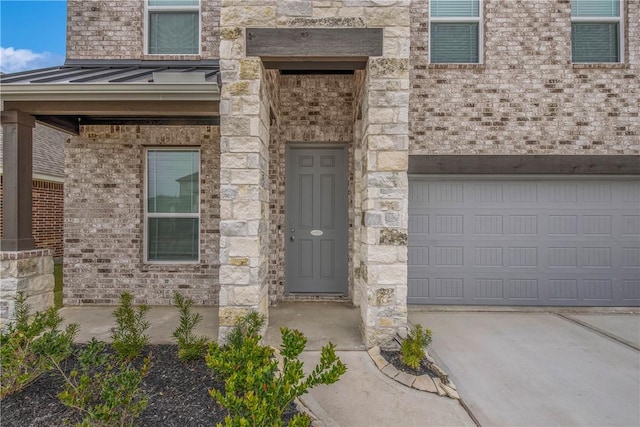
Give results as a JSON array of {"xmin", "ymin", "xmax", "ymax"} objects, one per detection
[{"xmin": 246, "ymin": 28, "xmax": 383, "ymax": 70}]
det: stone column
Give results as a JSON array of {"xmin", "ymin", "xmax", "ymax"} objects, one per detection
[
  {"xmin": 1, "ymin": 110, "xmax": 35, "ymax": 251},
  {"xmin": 359, "ymin": 30, "xmax": 411, "ymax": 347},
  {"xmin": 218, "ymin": 17, "xmax": 273, "ymax": 339},
  {"xmin": 1, "ymin": 250, "xmax": 54, "ymax": 325},
  {"xmin": 1, "ymin": 111, "xmax": 54, "ymax": 324}
]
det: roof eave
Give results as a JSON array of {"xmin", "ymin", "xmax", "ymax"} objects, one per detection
[{"xmin": 0, "ymin": 83, "xmax": 220, "ymax": 102}]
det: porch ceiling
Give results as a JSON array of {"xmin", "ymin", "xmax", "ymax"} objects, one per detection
[{"xmin": 0, "ymin": 60, "xmax": 221, "ymax": 134}]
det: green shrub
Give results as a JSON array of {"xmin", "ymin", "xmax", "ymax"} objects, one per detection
[
  {"xmin": 0, "ymin": 291, "xmax": 77, "ymax": 398},
  {"xmin": 54, "ymin": 338, "xmax": 151, "ymax": 427},
  {"xmin": 400, "ymin": 324, "xmax": 432, "ymax": 370},
  {"xmin": 206, "ymin": 311, "xmax": 347, "ymax": 427},
  {"xmin": 172, "ymin": 292, "xmax": 208, "ymax": 361},
  {"xmin": 110, "ymin": 292, "xmax": 150, "ymax": 361}
]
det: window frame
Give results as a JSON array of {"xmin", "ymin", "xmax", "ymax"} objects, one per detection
[
  {"xmin": 144, "ymin": 0, "xmax": 201, "ymax": 56},
  {"xmin": 144, "ymin": 147, "xmax": 201, "ymax": 264},
  {"xmin": 571, "ymin": 0, "xmax": 624, "ymax": 63},
  {"xmin": 429, "ymin": 0, "xmax": 484, "ymax": 64}
]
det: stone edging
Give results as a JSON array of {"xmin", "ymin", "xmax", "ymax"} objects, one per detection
[{"xmin": 367, "ymin": 346, "xmax": 460, "ymax": 399}]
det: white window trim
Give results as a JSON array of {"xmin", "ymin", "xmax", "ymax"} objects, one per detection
[
  {"xmin": 571, "ymin": 0, "xmax": 624, "ymax": 63},
  {"xmin": 144, "ymin": 147, "xmax": 201, "ymax": 264},
  {"xmin": 144, "ymin": 0, "xmax": 201, "ymax": 56},
  {"xmin": 429, "ymin": 0, "xmax": 484, "ymax": 64}
]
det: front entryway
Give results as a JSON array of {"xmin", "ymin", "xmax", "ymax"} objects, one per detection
[{"xmin": 285, "ymin": 146, "xmax": 348, "ymax": 294}]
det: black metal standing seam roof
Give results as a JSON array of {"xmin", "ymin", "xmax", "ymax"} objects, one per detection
[{"xmin": 0, "ymin": 59, "xmax": 220, "ymax": 84}]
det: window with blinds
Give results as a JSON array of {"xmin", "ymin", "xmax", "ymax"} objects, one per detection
[
  {"xmin": 430, "ymin": 0, "xmax": 482, "ymax": 64},
  {"xmin": 147, "ymin": 0, "xmax": 200, "ymax": 55},
  {"xmin": 146, "ymin": 149, "xmax": 200, "ymax": 262},
  {"xmin": 571, "ymin": 0, "xmax": 622, "ymax": 63}
]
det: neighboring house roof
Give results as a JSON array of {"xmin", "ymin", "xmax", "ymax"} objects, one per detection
[{"xmin": 0, "ymin": 123, "xmax": 66, "ymax": 180}]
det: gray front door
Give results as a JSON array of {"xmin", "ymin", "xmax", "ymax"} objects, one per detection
[{"xmin": 286, "ymin": 146, "xmax": 348, "ymax": 294}]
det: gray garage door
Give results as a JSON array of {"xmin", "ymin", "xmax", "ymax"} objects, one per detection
[{"xmin": 408, "ymin": 177, "xmax": 640, "ymax": 306}]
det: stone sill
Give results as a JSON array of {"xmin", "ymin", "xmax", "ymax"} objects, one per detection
[
  {"xmin": 0, "ymin": 249, "xmax": 52, "ymax": 260},
  {"xmin": 572, "ymin": 63, "xmax": 629, "ymax": 69},
  {"xmin": 140, "ymin": 261, "xmax": 219, "ymax": 273},
  {"xmin": 141, "ymin": 54, "xmax": 203, "ymax": 61},
  {"xmin": 427, "ymin": 64, "xmax": 485, "ymax": 70}
]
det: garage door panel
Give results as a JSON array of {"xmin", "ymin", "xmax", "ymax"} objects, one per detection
[
  {"xmin": 621, "ymin": 215, "xmax": 640, "ymax": 235},
  {"xmin": 508, "ymin": 279, "xmax": 539, "ymax": 300},
  {"xmin": 622, "ymin": 247, "xmax": 640, "ymax": 267},
  {"xmin": 408, "ymin": 178, "xmax": 640, "ymax": 306},
  {"xmin": 622, "ymin": 280, "xmax": 640, "ymax": 301},
  {"xmin": 408, "ymin": 278, "xmax": 429, "ymax": 301},
  {"xmin": 433, "ymin": 278, "xmax": 464, "ymax": 299},
  {"xmin": 582, "ymin": 279, "xmax": 613, "ymax": 301},
  {"xmin": 621, "ymin": 183, "xmax": 640, "ymax": 202}
]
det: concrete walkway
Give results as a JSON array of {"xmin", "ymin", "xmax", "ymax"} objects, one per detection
[
  {"xmin": 59, "ymin": 305, "xmax": 219, "ymax": 343},
  {"xmin": 410, "ymin": 311, "xmax": 640, "ymax": 427},
  {"xmin": 299, "ymin": 351, "xmax": 474, "ymax": 427},
  {"xmin": 265, "ymin": 302, "xmax": 365, "ymax": 351}
]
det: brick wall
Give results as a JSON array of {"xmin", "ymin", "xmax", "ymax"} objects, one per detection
[
  {"xmin": 33, "ymin": 180, "xmax": 64, "ymax": 259},
  {"xmin": 66, "ymin": 0, "xmax": 220, "ymax": 60},
  {"xmin": 409, "ymin": 0, "xmax": 640, "ymax": 155},
  {"xmin": 0, "ymin": 177, "xmax": 64, "ymax": 258},
  {"xmin": 63, "ymin": 125, "xmax": 220, "ymax": 305}
]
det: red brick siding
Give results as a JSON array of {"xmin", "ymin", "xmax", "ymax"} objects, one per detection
[
  {"xmin": 0, "ymin": 176, "xmax": 64, "ymax": 258},
  {"xmin": 32, "ymin": 180, "xmax": 64, "ymax": 258}
]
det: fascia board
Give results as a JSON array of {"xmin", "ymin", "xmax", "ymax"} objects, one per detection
[
  {"xmin": 0, "ymin": 83, "xmax": 220, "ymax": 102},
  {"xmin": 33, "ymin": 173, "xmax": 65, "ymax": 183},
  {"xmin": 0, "ymin": 169, "xmax": 64, "ymax": 183}
]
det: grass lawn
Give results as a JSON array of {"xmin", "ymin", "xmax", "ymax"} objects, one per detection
[{"xmin": 54, "ymin": 263, "xmax": 63, "ymax": 308}]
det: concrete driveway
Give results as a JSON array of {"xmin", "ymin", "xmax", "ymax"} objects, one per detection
[{"xmin": 410, "ymin": 311, "xmax": 640, "ymax": 427}]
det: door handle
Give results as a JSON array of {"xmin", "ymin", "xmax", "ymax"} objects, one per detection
[{"xmin": 290, "ymin": 235, "xmax": 295, "ymax": 241}]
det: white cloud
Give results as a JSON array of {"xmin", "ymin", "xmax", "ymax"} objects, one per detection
[{"xmin": 0, "ymin": 47, "xmax": 64, "ymax": 74}]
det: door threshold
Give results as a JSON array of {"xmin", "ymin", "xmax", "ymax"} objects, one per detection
[{"xmin": 282, "ymin": 293, "xmax": 350, "ymax": 302}]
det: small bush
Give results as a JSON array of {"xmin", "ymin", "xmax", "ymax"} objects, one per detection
[
  {"xmin": 207, "ymin": 311, "xmax": 347, "ymax": 427},
  {"xmin": 0, "ymin": 291, "xmax": 77, "ymax": 398},
  {"xmin": 400, "ymin": 324, "xmax": 432, "ymax": 370},
  {"xmin": 110, "ymin": 292, "xmax": 150, "ymax": 361},
  {"xmin": 172, "ymin": 292, "xmax": 208, "ymax": 361},
  {"xmin": 54, "ymin": 338, "xmax": 151, "ymax": 427}
]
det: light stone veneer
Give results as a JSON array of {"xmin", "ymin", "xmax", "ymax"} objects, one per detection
[
  {"xmin": 218, "ymin": 22, "xmax": 272, "ymax": 340},
  {"xmin": 219, "ymin": 0, "xmax": 410, "ymax": 347},
  {"xmin": 0, "ymin": 250, "xmax": 54, "ymax": 326}
]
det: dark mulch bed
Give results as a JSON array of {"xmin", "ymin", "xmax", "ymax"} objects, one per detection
[
  {"xmin": 1, "ymin": 344, "xmax": 226, "ymax": 426},
  {"xmin": 380, "ymin": 348, "xmax": 440, "ymax": 378}
]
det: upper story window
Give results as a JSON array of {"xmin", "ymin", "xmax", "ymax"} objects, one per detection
[
  {"xmin": 571, "ymin": 0, "xmax": 623, "ymax": 63},
  {"xmin": 430, "ymin": 0, "xmax": 482, "ymax": 64},
  {"xmin": 147, "ymin": 0, "xmax": 200, "ymax": 55},
  {"xmin": 146, "ymin": 149, "xmax": 200, "ymax": 263}
]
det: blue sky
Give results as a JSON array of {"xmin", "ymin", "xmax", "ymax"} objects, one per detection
[{"xmin": 0, "ymin": 0, "xmax": 66, "ymax": 73}]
